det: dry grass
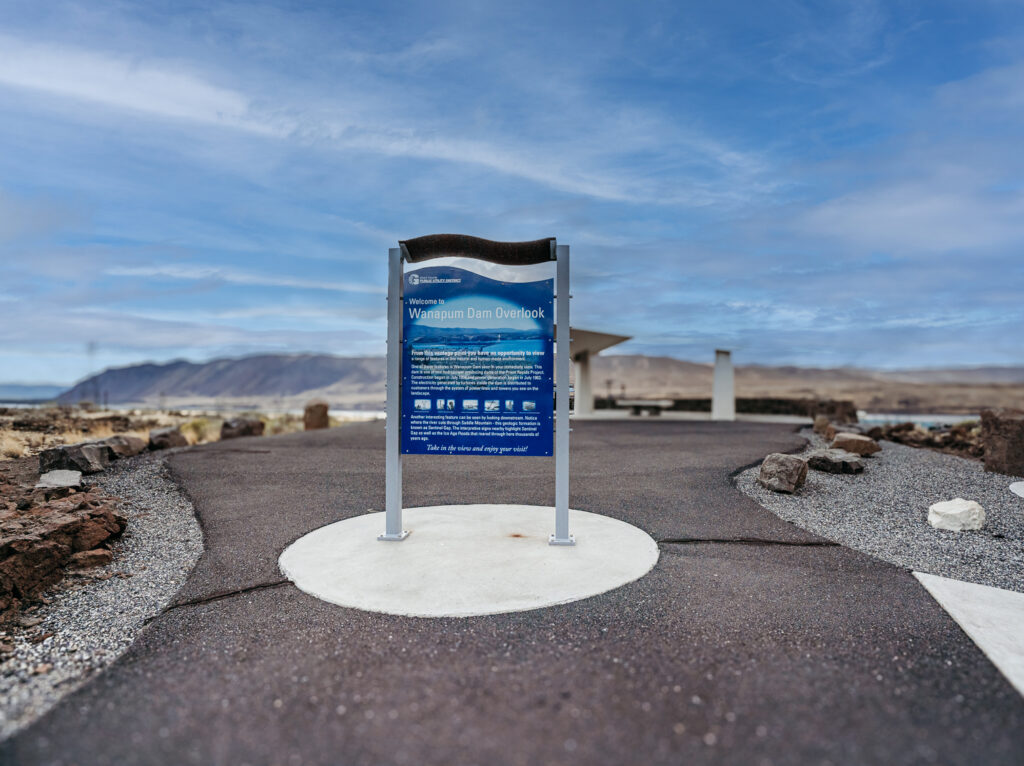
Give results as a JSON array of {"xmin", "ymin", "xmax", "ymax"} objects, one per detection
[
  {"xmin": 0, "ymin": 432, "xmax": 25, "ymax": 459},
  {"xmin": 180, "ymin": 418, "xmax": 222, "ymax": 445},
  {"xmin": 0, "ymin": 427, "xmax": 152, "ymax": 460},
  {"xmin": 51, "ymin": 422, "xmax": 121, "ymax": 445},
  {"xmin": 260, "ymin": 413, "xmax": 301, "ymax": 436}
]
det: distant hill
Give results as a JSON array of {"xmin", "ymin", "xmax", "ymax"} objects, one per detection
[
  {"xmin": 57, "ymin": 355, "xmax": 386, "ymax": 407},
  {"xmin": 0, "ymin": 383, "xmax": 66, "ymax": 401},
  {"xmin": 52, "ymin": 353, "xmax": 1024, "ymax": 413}
]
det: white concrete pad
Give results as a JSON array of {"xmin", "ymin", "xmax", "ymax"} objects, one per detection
[
  {"xmin": 915, "ymin": 572, "xmax": 1024, "ymax": 697},
  {"xmin": 1010, "ymin": 481, "xmax": 1024, "ymax": 499},
  {"xmin": 279, "ymin": 504, "xmax": 659, "ymax": 618}
]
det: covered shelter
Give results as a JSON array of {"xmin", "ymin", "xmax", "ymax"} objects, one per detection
[{"xmin": 564, "ymin": 327, "xmax": 631, "ymax": 415}]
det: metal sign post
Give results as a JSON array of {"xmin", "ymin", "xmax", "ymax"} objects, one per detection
[
  {"xmin": 550, "ymin": 244, "xmax": 573, "ymax": 545},
  {"xmin": 380, "ymin": 235, "xmax": 572, "ymax": 545},
  {"xmin": 379, "ymin": 246, "xmax": 409, "ymax": 541}
]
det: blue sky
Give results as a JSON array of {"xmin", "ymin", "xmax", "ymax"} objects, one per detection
[{"xmin": 1, "ymin": 1, "xmax": 1023, "ymax": 384}]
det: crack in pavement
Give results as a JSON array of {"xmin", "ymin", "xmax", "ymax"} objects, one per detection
[
  {"xmin": 658, "ymin": 537, "xmax": 839, "ymax": 547},
  {"xmin": 157, "ymin": 579, "xmax": 291, "ymax": 618}
]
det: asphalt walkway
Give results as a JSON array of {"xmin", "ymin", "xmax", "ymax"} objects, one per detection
[{"xmin": 3, "ymin": 420, "xmax": 1022, "ymax": 765}]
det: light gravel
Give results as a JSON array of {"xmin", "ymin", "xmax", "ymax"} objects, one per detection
[
  {"xmin": 736, "ymin": 430, "xmax": 1024, "ymax": 593},
  {"xmin": 0, "ymin": 453, "xmax": 202, "ymax": 740}
]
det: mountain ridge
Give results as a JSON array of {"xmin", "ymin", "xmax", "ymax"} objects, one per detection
[{"xmin": 49, "ymin": 353, "xmax": 1024, "ymax": 413}]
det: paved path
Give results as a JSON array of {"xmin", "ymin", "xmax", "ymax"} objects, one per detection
[{"xmin": 3, "ymin": 421, "xmax": 1023, "ymax": 765}]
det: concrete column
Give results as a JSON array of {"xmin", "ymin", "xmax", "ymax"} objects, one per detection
[
  {"xmin": 574, "ymin": 351, "xmax": 593, "ymax": 416},
  {"xmin": 711, "ymin": 349, "xmax": 735, "ymax": 421}
]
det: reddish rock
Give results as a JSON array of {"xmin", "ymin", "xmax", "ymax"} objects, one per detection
[
  {"xmin": 304, "ymin": 400, "xmax": 330, "ymax": 431},
  {"xmin": 69, "ymin": 548, "xmax": 113, "ymax": 568},
  {"xmin": 0, "ymin": 486, "xmax": 125, "ymax": 623},
  {"xmin": 100, "ymin": 434, "xmax": 147, "ymax": 458},
  {"xmin": 981, "ymin": 409, "xmax": 1024, "ymax": 477},
  {"xmin": 831, "ymin": 432, "xmax": 881, "ymax": 456},
  {"xmin": 149, "ymin": 427, "xmax": 188, "ymax": 450},
  {"xmin": 220, "ymin": 418, "xmax": 265, "ymax": 440}
]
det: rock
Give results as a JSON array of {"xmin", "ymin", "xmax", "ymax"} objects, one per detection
[
  {"xmin": 38, "ymin": 442, "xmax": 115, "ymax": 475},
  {"xmin": 1010, "ymin": 481, "xmax": 1024, "ymax": 498},
  {"xmin": 149, "ymin": 427, "xmax": 188, "ymax": 451},
  {"xmin": 1, "ymin": 487, "xmax": 125, "ymax": 623},
  {"xmin": 981, "ymin": 409, "xmax": 1024, "ymax": 477},
  {"xmin": 304, "ymin": 400, "xmax": 330, "ymax": 431},
  {"xmin": 928, "ymin": 498, "xmax": 985, "ymax": 531},
  {"xmin": 812, "ymin": 415, "xmax": 830, "ymax": 435},
  {"xmin": 69, "ymin": 548, "xmax": 113, "ymax": 569},
  {"xmin": 35, "ymin": 470, "xmax": 82, "ymax": 489},
  {"xmin": 100, "ymin": 434, "xmax": 147, "ymax": 458},
  {"xmin": 757, "ymin": 453, "xmax": 808, "ymax": 494},
  {"xmin": 805, "ymin": 449, "xmax": 865, "ymax": 474},
  {"xmin": 830, "ymin": 432, "xmax": 881, "ymax": 456},
  {"xmin": 807, "ymin": 400, "xmax": 859, "ymax": 424},
  {"xmin": 865, "ymin": 426, "xmax": 883, "ymax": 440},
  {"xmin": 220, "ymin": 417, "xmax": 265, "ymax": 440}
]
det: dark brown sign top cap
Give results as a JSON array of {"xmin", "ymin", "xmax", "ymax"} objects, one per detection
[{"xmin": 400, "ymin": 234, "xmax": 555, "ymax": 265}]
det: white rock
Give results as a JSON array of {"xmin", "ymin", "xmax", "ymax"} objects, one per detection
[
  {"xmin": 35, "ymin": 470, "xmax": 83, "ymax": 489},
  {"xmin": 1010, "ymin": 481, "xmax": 1024, "ymax": 499},
  {"xmin": 928, "ymin": 498, "xmax": 985, "ymax": 532}
]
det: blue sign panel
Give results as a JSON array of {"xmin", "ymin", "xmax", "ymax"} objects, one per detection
[{"xmin": 401, "ymin": 265, "xmax": 554, "ymax": 456}]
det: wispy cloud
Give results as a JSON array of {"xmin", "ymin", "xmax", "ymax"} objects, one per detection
[
  {"xmin": 105, "ymin": 264, "xmax": 383, "ymax": 294},
  {"xmin": 0, "ymin": 33, "xmax": 770, "ymax": 206},
  {"xmin": 0, "ymin": 36, "xmax": 282, "ymax": 134}
]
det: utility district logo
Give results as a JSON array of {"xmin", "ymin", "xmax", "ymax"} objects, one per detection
[{"xmin": 408, "ymin": 272, "xmax": 461, "ymax": 286}]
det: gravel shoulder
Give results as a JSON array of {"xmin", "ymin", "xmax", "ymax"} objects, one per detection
[
  {"xmin": 0, "ymin": 453, "xmax": 203, "ymax": 740},
  {"xmin": 736, "ymin": 430, "xmax": 1024, "ymax": 593}
]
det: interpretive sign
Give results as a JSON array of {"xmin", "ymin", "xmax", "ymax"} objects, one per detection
[
  {"xmin": 382, "ymin": 234, "xmax": 573, "ymax": 545},
  {"xmin": 401, "ymin": 266, "xmax": 554, "ymax": 456}
]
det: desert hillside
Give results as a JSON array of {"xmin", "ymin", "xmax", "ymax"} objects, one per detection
[{"xmin": 52, "ymin": 353, "xmax": 1024, "ymax": 414}]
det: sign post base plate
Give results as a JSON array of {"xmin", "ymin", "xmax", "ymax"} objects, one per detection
[{"xmin": 548, "ymin": 534, "xmax": 576, "ymax": 546}]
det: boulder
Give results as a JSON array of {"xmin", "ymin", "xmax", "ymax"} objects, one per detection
[
  {"xmin": 220, "ymin": 417, "xmax": 265, "ymax": 440},
  {"xmin": 981, "ymin": 409, "xmax": 1024, "ymax": 477},
  {"xmin": 928, "ymin": 498, "xmax": 985, "ymax": 532},
  {"xmin": 149, "ymin": 427, "xmax": 188, "ymax": 451},
  {"xmin": 757, "ymin": 453, "xmax": 808, "ymax": 494},
  {"xmin": 38, "ymin": 442, "xmax": 115, "ymax": 475},
  {"xmin": 812, "ymin": 415, "xmax": 830, "ymax": 435},
  {"xmin": 1009, "ymin": 481, "xmax": 1024, "ymax": 498},
  {"xmin": 831, "ymin": 432, "xmax": 881, "ymax": 456},
  {"xmin": 805, "ymin": 449, "xmax": 865, "ymax": 474},
  {"xmin": 100, "ymin": 434, "xmax": 147, "ymax": 458},
  {"xmin": 304, "ymin": 400, "xmax": 330, "ymax": 431},
  {"xmin": 1, "ymin": 487, "xmax": 126, "ymax": 622},
  {"xmin": 35, "ymin": 470, "xmax": 82, "ymax": 490}
]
